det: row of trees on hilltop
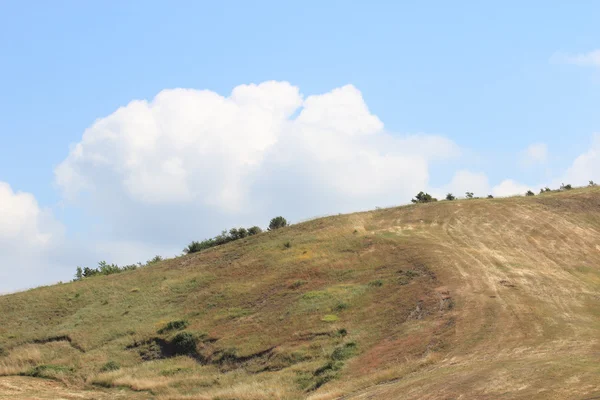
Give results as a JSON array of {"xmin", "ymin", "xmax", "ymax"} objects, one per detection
[
  {"xmin": 74, "ymin": 217, "xmax": 289, "ymax": 281},
  {"xmin": 412, "ymin": 181, "xmax": 596, "ymax": 204},
  {"xmin": 183, "ymin": 216, "xmax": 288, "ymax": 254}
]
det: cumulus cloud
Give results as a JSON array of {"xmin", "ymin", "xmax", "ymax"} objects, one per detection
[
  {"xmin": 55, "ymin": 81, "xmax": 461, "ymax": 252},
  {"xmin": 0, "ymin": 182, "xmax": 66, "ymax": 293},
  {"xmin": 559, "ymin": 133, "xmax": 600, "ymax": 185},
  {"xmin": 521, "ymin": 143, "xmax": 548, "ymax": 166},
  {"xmin": 552, "ymin": 49, "xmax": 600, "ymax": 67},
  {"xmin": 492, "ymin": 179, "xmax": 534, "ymax": 197},
  {"xmin": 433, "ymin": 170, "xmax": 491, "ymax": 199}
]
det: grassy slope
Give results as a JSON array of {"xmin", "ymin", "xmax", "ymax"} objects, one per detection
[{"xmin": 1, "ymin": 188, "xmax": 600, "ymax": 399}]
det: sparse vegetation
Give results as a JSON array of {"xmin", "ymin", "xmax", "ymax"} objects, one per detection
[
  {"xmin": 487, "ymin": 194, "xmax": 494, "ymax": 199},
  {"xmin": 100, "ymin": 361, "xmax": 120, "ymax": 372},
  {"xmin": 589, "ymin": 180, "xmax": 596, "ymax": 186},
  {"xmin": 526, "ymin": 190, "xmax": 535, "ymax": 196},
  {"xmin": 445, "ymin": 193, "xmax": 455, "ymax": 201},
  {"xmin": 561, "ymin": 183, "xmax": 572, "ymax": 190},
  {"xmin": 3, "ymin": 187, "xmax": 600, "ymax": 399},
  {"xmin": 465, "ymin": 191, "xmax": 474, "ymax": 199}
]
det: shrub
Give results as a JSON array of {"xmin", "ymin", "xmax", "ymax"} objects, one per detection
[
  {"xmin": 157, "ymin": 319, "xmax": 189, "ymax": 334},
  {"xmin": 247, "ymin": 226, "xmax": 263, "ymax": 235},
  {"xmin": 74, "ymin": 267, "xmax": 83, "ymax": 281},
  {"xmin": 525, "ymin": 190, "xmax": 535, "ymax": 196},
  {"xmin": 24, "ymin": 364, "xmax": 74, "ymax": 378},
  {"xmin": 445, "ymin": 193, "xmax": 455, "ymax": 201},
  {"xmin": 283, "ymin": 241, "xmax": 292, "ymax": 249},
  {"xmin": 0, "ymin": 346, "xmax": 7, "ymax": 357},
  {"xmin": 74, "ymin": 260, "xmax": 140, "ymax": 281},
  {"xmin": 147, "ymin": 255, "xmax": 163, "ymax": 265},
  {"xmin": 268, "ymin": 216, "xmax": 288, "ymax": 230},
  {"xmin": 331, "ymin": 342, "xmax": 358, "ymax": 361},
  {"xmin": 171, "ymin": 332, "xmax": 197, "ymax": 355},
  {"xmin": 589, "ymin": 180, "xmax": 596, "ymax": 186},
  {"xmin": 289, "ymin": 280, "xmax": 307, "ymax": 289},
  {"xmin": 465, "ymin": 192, "xmax": 474, "ymax": 199},
  {"xmin": 229, "ymin": 227, "xmax": 248, "ymax": 240},
  {"xmin": 336, "ymin": 328, "xmax": 348, "ymax": 337},
  {"xmin": 487, "ymin": 195, "xmax": 494, "ymax": 199},
  {"xmin": 100, "ymin": 361, "xmax": 120, "ymax": 372},
  {"xmin": 540, "ymin": 187, "xmax": 551, "ymax": 194},
  {"xmin": 411, "ymin": 191, "xmax": 437, "ymax": 203},
  {"xmin": 560, "ymin": 183, "xmax": 572, "ymax": 190},
  {"xmin": 184, "ymin": 241, "xmax": 204, "ymax": 254},
  {"xmin": 368, "ymin": 280, "xmax": 383, "ymax": 287}
]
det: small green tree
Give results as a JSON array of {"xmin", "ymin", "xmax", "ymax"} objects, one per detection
[
  {"xmin": 147, "ymin": 255, "xmax": 163, "ymax": 265},
  {"xmin": 487, "ymin": 194, "xmax": 494, "ymax": 199},
  {"xmin": 74, "ymin": 267, "xmax": 83, "ymax": 281},
  {"xmin": 411, "ymin": 191, "xmax": 437, "ymax": 203},
  {"xmin": 268, "ymin": 216, "xmax": 288, "ymax": 230},
  {"xmin": 465, "ymin": 192, "xmax": 474, "ymax": 199},
  {"xmin": 589, "ymin": 180, "xmax": 596, "ymax": 187},
  {"xmin": 184, "ymin": 241, "xmax": 203, "ymax": 254},
  {"xmin": 247, "ymin": 226, "xmax": 263, "ymax": 236},
  {"xmin": 560, "ymin": 183, "xmax": 572, "ymax": 190},
  {"xmin": 445, "ymin": 193, "xmax": 455, "ymax": 201},
  {"xmin": 525, "ymin": 190, "xmax": 535, "ymax": 196}
]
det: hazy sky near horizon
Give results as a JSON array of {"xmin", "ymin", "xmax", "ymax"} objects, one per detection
[{"xmin": 1, "ymin": 1, "xmax": 600, "ymax": 292}]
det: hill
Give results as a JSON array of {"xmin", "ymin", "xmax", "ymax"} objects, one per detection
[{"xmin": 1, "ymin": 188, "xmax": 600, "ymax": 399}]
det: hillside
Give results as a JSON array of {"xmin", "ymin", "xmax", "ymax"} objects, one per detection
[{"xmin": 1, "ymin": 188, "xmax": 600, "ymax": 399}]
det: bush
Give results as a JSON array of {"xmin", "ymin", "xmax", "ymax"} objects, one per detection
[
  {"xmin": 411, "ymin": 191, "xmax": 437, "ymax": 204},
  {"xmin": 147, "ymin": 255, "xmax": 163, "ymax": 265},
  {"xmin": 184, "ymin": 241, "xmax": 204, "ymax": 254},
  {"xmin": 283, "ymin": 241, "xmax": 292, "ymax": 249},
  {"xmin": 589, "ymin": 180, "xmax": 596, "ymax": 187},
  {"xmin": 74, "ymin": 260, "xmax": 140, "ymax": 281},
  {"xmin": 560, "ymin": 183, "xmax": 572, "ymax": 190},
  {"xmin": 171, "ymin": 332, "xmax": 197, "ymax": 355},
  {"xmin": 445, "ymin": 193, "xmax": 455, "ymax": 201},
  {"xmin": 487, "ymin": 195, "xmax": 494, "ymax": 199},
  {"xmin": 331, "ymin": 342, "xmax": 358, "ymax": 361},
  {"xmin": 100, "ymin": 361, "xmax": 120, "ymax": 372},
  {"xmin": 0, "ymin": 346, "xmax": 7, "ymax": 357},
  {"xmin": 540, "ymin": 187, "xmax": 551, "ymax": 194},
  {"xmin": 465, "ymin": 192, "xmax": 474, "ymax": 199},
  {"xmin": 268, "ymin": 216, "xmax": 288, "ymax": 230},
  {"xmin": 247, "ymin": 226, "xmax": 263, "ymax": 235},
  {"xmin": 158, "ymin": 319, "xmax": 189, "ymax": 334},
  {"xmin": 24, "ymin": 364, "xmax": 74, "ymax": 378},
  {"xmin": 526, "ymin": 190, "xmax": 535, "ymax": 196}
]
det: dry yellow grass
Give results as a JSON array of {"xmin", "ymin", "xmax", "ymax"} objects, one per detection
[{"xmin": 1, "ymin": 187, "xmax": 600, "ymax": 399}]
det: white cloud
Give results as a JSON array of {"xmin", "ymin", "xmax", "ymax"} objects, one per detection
[
  {"xmin": 0, "ymin": 182, "xmax": 67, "ymax": 293},
  {"xmin": 521, "ymin": 143, "xmax": 548, "ymax": 166},
  {"xmin": 559, "ymin": 133, "xmax": 600, "ymax": 186},
  {"xmin": 55, "ymin": 82, "xmax": 461, "ymax": 251},
  {"xmin": 433, "ymin": 170, "xmax": 491, "ymax": 199},
  {"xmin": 492, "ymin": 179, "xmax": 533, "ymax": 197},
  {"xmin": 552, "ymin": 49, "xmax": 600, "ymax": 67}
]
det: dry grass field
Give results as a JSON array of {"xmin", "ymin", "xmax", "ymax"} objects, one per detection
[{"xmin": 1, "ymin": 187, "xmax": 599, "ymax": 399}]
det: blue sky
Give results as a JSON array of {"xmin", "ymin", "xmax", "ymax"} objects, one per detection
[{"xmin": 1, "ymin": 1, "xmax": 599, "ymax": 292}]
